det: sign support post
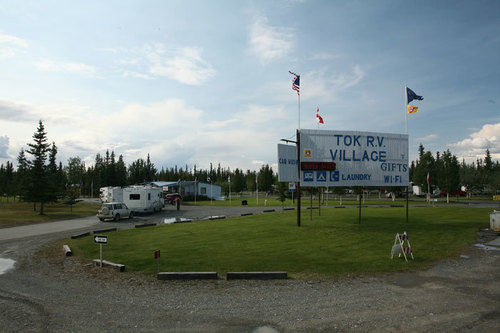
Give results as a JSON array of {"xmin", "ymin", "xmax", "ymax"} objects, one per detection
[
  {"xmin": 93, "ymin": 235, "xmax": 108, "ymax": 267},
  {"xmin": 154, "ymin": 250, "xmax": 160, "ymax": 274},
  {"xmin": 318, "ymin": 188, "xmax": 321, "ymax": 216},
  {"xmin": 358, "ymin": 188, "xmax": 362, "ymax": 224},
  {"xmin": 310, "ymin": 189, "xmax": 313, "ymax": 220},
  {"xmin": 406, "ymin": 186, "xmax": 409, "ymax": 223}
]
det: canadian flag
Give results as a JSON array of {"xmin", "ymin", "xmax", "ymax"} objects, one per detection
[{"xmin": 316, "ymin": 107, "xmax": 324, "ymax": 124}]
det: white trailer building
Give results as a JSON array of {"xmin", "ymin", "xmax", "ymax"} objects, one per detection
[
  {"xmin": 123, "ymin": 186, "xmax": 164, "ymax": 213},
  {"xmin": 412, "ymin": 185, "xmax": 424, "ymax": 196},
  {"xmin": 99, "ymin": 186, "xmax": 123, "ymax": 203},
  {"xmin": 152, "ymin": 181, "xmax": 222, "ymax": 200}
]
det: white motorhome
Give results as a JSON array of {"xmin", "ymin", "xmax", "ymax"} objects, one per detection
[
  {"xmin": 99, "ymin": 186, "xmax": 123, "ymax": 203},
  {"xmin": 123, "ymin": 186, "xmax": 164, "ymax": 213},
  {"xmin": 412, "ymin": 185, "xmax": 424, "ymax": 196}
]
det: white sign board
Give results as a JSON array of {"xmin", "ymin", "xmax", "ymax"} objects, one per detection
[
  {"xmin": 277, "ymin": 144, "xmax": 299, "ymax": 182},
  {"xmin": 94, "ymin": 235, "xmax": 108, "ymax": 244},
  {"xmin": 300, "ymin": 129, "xmax": 408, "ymax": 187},
  {"xmin": 288, "ymin": 182, "xmax": 296, "ymax": 192}
]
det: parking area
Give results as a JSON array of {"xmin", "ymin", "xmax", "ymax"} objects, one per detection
[{"xmin": 0, "ymin": 204, "xmax": 499, "ymax": 331}]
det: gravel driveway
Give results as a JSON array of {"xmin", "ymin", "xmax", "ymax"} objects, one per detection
[{"xmin": 0, "ymin": 205, "xmax": 499, "ymax": 332}]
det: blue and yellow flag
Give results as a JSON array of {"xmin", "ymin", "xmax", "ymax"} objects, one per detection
[
  {"xmin": 407, "ymin": 105, "xmax": 418, "ymax": 114},
  {"xmin": 406, "ymin": 87, "xmax": 423, "ymax": 103}
]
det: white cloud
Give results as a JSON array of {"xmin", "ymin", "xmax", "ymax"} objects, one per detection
[
  {"xmin": 451, "ymin": 122, "xmax": 500, "ymax": 161},
  {"xmin": 147, "ymin": 46, "xmax": 216, "ymax": 85},
  {"xmin": 204, "ymin": 104, "xmax": 287, "ymax": 130},
  {"xmin": 117, "ymin": 69, "xmax": 154, "ymax": 80},
  {"xmin": 235, "ymin": 104, "xmax": 287, "ymax": 125},
  {"xmin": 0, "ymin": 31, "xmax": 28, "ymax": 58},
  {"xmin": 112, "ymin": 43, "xmax": 215, "ymax": 85},
  {"xmin": 205, "ymin": 119, "xmax": 238, "ymax": 130},
  {"xmin": 0, "ymin": 96, "xmax": 287, "ymax": 171},
  {"xmin": 0, "ymin": 98, "xmax": 90, "ymax": 124},
  {"xmin": 248, "ymin": 16, "xmax": 295, "ymax": 64},
  {"xmin": 310, "ymin": 52, "xmax": 336, "ymax": 61},
  {"xmin": 0, "ymin": 135, "xmax": 9, "ymax": 158},
  {"xmin": 416, "ymin": 134, "xmax": 438, "ymax": 142},
  {"xmin": 35, "ymin": 59, "xmax": 98, "ymax": 77},
  {"xmin": 0, "ymin": 99, "xmax": 36, "ymax": 121},
  {"xmin": 302, "ymin": 66, "xmax": 366, "ymax": 101}
]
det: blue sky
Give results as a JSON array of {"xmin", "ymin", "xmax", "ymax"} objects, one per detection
[{"xmin": 0, "ymin": 0, "xmax": 499, "ymax": 171}]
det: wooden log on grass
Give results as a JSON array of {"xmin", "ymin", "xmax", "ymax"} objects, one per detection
[
  {"xmin": 157, "ymin": 272, "xmax": 218, "ymax": 280},
  {"xmin": 92, "ymin": 259, "xmax": 125, "ymax": 272},
  {"xmin": 226, "ymin": 272, "xmax": 287, "ymax": 280},
  {"xmin": 135, "ymin": 223, "xmax": 156, "ymax": 228}
]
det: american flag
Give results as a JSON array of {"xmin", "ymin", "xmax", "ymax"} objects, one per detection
[{"xmin": 289, "ymin": 71, "xmax": 300, "ymax": 95}]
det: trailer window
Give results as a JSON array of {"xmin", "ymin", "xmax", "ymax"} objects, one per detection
[
  {"xmin": 148, "ymin": 193, "xmax": 151, "ymax": 200},
  {"xmin": 201, "ymin": 187, "xmax": 206, "ymax": 195},
  {"xmin": 129, "ymin": 194, "xmax": 140, "ymax": 200}
]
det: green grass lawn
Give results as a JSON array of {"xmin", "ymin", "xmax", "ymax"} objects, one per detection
[
  {"xmin": 0, "ymin": 198, "xmax": 99, "ymax": 228},
  {"xmin": 68, "ymin": 206, "xmax": 491, "ymax": 278},
  {"xmin": 183, "ymin": 196, "xmax": 428, "ymax": 207}
]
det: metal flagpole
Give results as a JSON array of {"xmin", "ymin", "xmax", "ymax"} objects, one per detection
[
  {"xmin": 404, "ymin": 85, "xmax": 409, "ymax": 223},
  {"xmin": 405, "ymin": 85, "xmax": 408, "ymax": 134},
  {"xmin": 296, "ymin": 129, "xmax": 301, "ymax": 227},
  {"xmin": 298, "ymin": 93, "xmax": 301, "ymax": 130},
  {"xmin": 290, "ymin": 71, "xmax": 301, "ymax": 227},
  {"xmin": 297, "ymin": 75, "xmax": 301, "ymax": 227}
]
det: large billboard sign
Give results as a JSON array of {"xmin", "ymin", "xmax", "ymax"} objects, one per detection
[
  {"xmin": 278, "ymin": 129, "xmax": 409, "ymax": 187},
  {"xmin": 301, "ymin": 129, "xmax": 408, "ymax": 187}
]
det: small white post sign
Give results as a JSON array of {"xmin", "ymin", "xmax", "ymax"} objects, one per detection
[{"xmin": 94, "ymin": 235, "xmax": 108, "ymax": 267}]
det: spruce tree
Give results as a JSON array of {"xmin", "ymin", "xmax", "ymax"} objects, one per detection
[
  {"xmin": 15, "ymin": 148, "xmax": 29, "ymax": 201},
  {"xmin": 4, "ymin": 161, "xmax": 14, "ymax": 200},
  {"xmin": 26, "ymin": 120, "xmax": 51, "ymax": 214},
  {"xmin": 116, "ymin": 154, "xmax": 127, "ymax": 186},
  {"xmin": 47, "ymin": 142, "xmax": 61, "ymax": 201}
]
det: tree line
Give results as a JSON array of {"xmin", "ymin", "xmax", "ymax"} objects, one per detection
[
  {"xmin": 0, "ymin": 121, "xmax": 277, "ymax": 213},
  {"xmin": 0, "ymin": 121, "xmax": 498, "ymax": 214},
  {"xmin": 409, "ymin": 144, "xmax": 499, "ymax": 196}
]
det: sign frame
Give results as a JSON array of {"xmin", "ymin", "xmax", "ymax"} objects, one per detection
[
  {"xmin": 298, "ymin": 129, "xmax": 409, "ymax": 187},
  {"xmin": 94, "ymin": 235, "xmax": 108, "ymax": 244}
]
